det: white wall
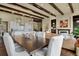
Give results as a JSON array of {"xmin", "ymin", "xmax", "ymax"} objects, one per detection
[
  {"xmin": 42, "ymin": 17, "xmax": 57, "ymax": 33},
  {"xmin": 42, "ymin": 18, "xmax": 51, "ymax": 32},
  {"xmin": 1, "ymin": 11, "xmax": 79, "ymax": 33},
  {"xmin": 55, "ymin": 11, "xmax": 79, "ymax": 34},
  {"xmin": 56, "ymin": 14, "xmax": 73, "ymax": 34},
  {"xmin": 0, "ymin": 11, "xmax": 33, "ymax": 32},
  {"xmin": 42, "ymin": 13, "xmax": 75, "ymax": 34}
]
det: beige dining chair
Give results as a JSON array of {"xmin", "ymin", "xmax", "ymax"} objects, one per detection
[
  {"xmin": 3, "ymin": 32, "xmax": 30, "ymax": 56},
  {"xmin": 30, "ymin": 35, "xmax": 64, "ymax": 56},
  {"xmin": 35, "ymin": 32, "xmax": 46, "ymax": 46}
]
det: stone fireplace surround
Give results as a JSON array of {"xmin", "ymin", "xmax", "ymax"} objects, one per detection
[{"xmin": 58, "ymin": 29, "xmax": 70, "ymax": 35}]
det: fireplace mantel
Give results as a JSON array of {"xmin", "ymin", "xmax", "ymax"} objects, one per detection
[{"xmin": 58, "ymin": 29, "xmax": 70, "ymax": 34}]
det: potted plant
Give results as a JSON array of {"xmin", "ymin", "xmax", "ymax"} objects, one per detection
[{"xmin": 73, "ymin": 26, "xmax": 79, "ymax": 40}]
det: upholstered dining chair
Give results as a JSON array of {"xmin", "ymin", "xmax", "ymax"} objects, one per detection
[
  {"xmin": 35, "ymin": 32, "xmax": 46, "ymax": 47},
  {"xmin": 30, "ymin": 35, "xmax": 64, "ymax": 56},
  {"xmin": 3, "ymin": 32, "xmax": 30, "ymax": 56}
]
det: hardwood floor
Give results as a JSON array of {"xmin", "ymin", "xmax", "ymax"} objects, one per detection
[
  {"xmin": 61, "ymin": 48, "xmax": 76, "ymax": 56},
  {"xmin": 0, "ymin": 37, "xmax": 7, "ymax": 56}
]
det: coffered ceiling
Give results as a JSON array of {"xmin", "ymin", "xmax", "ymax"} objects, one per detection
[{"xmin": 0, "ymin": 3, "xmax": 78, "ymax": 19}]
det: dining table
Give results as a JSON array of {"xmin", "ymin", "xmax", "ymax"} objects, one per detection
[{"xmin": 13, "ymin": 32, "xmax": 57, "ymax": 53}]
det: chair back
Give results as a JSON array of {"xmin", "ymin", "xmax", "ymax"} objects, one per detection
[
  {"xmin": 3, "ymin": 32, "xmax": 15, "ymax": 56},
  {"xmin": 36, "ymin": 32, "xmax": 45, "ymax": 44},
  {"xmin": 35, "ymin": 32, "xmax": 46, "ymax": 47},
  {"xmin": 47, "ymin": 35, "xmax": 64, "ymax": 56}
]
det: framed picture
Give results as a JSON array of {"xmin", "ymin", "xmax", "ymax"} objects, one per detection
[{"xmin": 60, "ymin": 20, "xmax": 68, "ymax": 28}]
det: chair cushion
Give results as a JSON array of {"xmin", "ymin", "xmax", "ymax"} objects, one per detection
[{"xmin": 15, "ymin": 43, "xmax": 25, "ymax": 52}]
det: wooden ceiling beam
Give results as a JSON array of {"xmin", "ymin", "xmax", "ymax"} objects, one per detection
[
  {"xmin": 9, "ymin": 3, "xmax": 49, "ymax": 18},
  {"xmin": 68, "ymin": 3, "xmax": 74, "ymax": 13},
  {"xmin": 29, "ymin": 3, "xmax": 56, "ymax": 17},
  {"xmin": 49, "ymin": 3, "xmax": 64, "ymax": 15},
  {"xmin": 0, "ymin": 9, "xmax": 42, "ymax": 19},
  {"xmin": 0, "ymin": 4, "xmax": 44, "ymax": 19}
]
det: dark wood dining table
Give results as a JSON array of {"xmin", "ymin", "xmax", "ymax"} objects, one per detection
[{"xmin": 14, "ymin": 33, "xmax": 56, "ymax": 53}]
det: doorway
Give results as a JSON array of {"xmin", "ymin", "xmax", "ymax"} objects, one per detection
[
  {"xmin": 0, "ymin": 21, "xmax": 8, "ymax": 36},
  {"xmin": 33, "ymin": 19, "xmax": 42, "ymax": 31},
  {"xmin": 73, "ymin": 15, "xmax": 79, "ymax": 31}
]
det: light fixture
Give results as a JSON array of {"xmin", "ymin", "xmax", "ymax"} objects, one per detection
[{"xmin": 76, "ymin": 20, "xmax": 79, "ymax": 23}]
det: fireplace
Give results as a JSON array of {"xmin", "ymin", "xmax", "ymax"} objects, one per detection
[{"xmin": 58, "ymin": 29, "xmax": 70, "ymax": 35}]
